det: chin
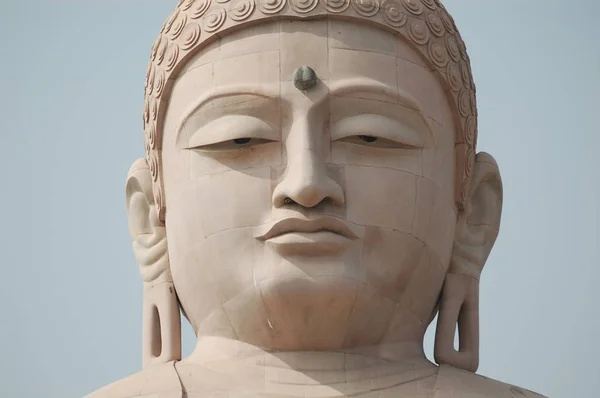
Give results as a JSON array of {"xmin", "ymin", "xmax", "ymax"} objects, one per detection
[{"xmin": 256, "ymin": 274, "xmax": 361, "ymax": 350}]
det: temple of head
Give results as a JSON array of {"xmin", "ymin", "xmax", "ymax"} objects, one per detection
[{"xmin": 88, "ymin": 0, "xmax": 546, "ymax": 396}]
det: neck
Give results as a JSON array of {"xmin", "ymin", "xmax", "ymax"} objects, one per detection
[
  {"xmin": 178, "ymin": 337, "xmax": 438, "ymax": 396},
  {"xmin": 185, "ymin": 303, "xmax": 433, "ymax": 367},
  {"xmin": 185, "ymin": 336, "xmax": 432, "ymax": 369}
]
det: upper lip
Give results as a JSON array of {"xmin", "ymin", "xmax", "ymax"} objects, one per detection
[{"xmin": 253, "ymin": 216, "xmax": 362, "ymax": 241}]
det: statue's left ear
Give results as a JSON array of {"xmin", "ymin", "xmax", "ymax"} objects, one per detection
[
  {"xmin": 434, "ymin": 152, "xmax": 503, "ymax": 372},
  {"xmin": 453, "ymin": 152, "xmax": 503, "ymax": 274}
]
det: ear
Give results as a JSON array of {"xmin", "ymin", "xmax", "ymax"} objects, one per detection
[
  {"xmin": 453, "ymin": 151, "xmax": 503, "ymax": 277},
  {"xmin": 126, "ymin": 159, "xmax": 181, "ymax": 368},
  {"xmin": 434, "ymin": 152, "xmax": 503, "ymax": 372},
  {"xmin": 126, "ymin": 159, "xmax": 169, "ymax": 281},
  {"xmin": 126, "ymin": 159, "xmax": 160, "ymax": 239}
]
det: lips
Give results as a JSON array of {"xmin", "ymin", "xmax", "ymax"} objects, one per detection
[{"xmin": 253, "ymin": 216, "xmax": 362, "ymax": 241}]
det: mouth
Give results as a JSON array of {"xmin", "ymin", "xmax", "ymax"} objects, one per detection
[{"xmin": 253, "ymin": 216, "xmax": 362, "ymax": 255}]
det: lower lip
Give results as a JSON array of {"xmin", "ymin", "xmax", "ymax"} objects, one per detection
[{"xmin": 266, "ymin": 231, "xmax": 352, "ymax": 255}]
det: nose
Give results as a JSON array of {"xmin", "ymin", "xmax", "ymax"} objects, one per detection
[{"xmin": 273, "ymin": 149, "xmax": 344, "ymax": 208}]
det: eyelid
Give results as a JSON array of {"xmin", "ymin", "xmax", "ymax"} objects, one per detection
[
  {"xmin": 185, "ymin": 115, "xmax": 277, "ymax": 149},
  {"xmin": 331, "ymin": 114, "xmax": 428, "ymax": 148}
]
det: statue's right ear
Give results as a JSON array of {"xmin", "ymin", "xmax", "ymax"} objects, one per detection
[
  {"xmin": 126, "ymin": 158, "xmax": 160, "ymax": 239},
  {"xmin": 125, "ymin": 158, "xmax": 181, "ymax": 368}
]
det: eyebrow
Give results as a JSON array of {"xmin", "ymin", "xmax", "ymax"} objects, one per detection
[
  {"xmin": 176, "ymin": 79, "xmax": 430, "ymax": 143},
  {"xmin": 176, "ymin": 84, "xmax": 279, "ymax": 143},
  {"xmin": 327, "ymin": 78, "xmax": 433, "ymax": 140},
  {"xmin": 327, "ymin": 78, "xmax": 424, "ymax": 114}
]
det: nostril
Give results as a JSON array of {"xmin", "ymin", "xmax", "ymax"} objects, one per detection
[{"xmin": 272, "ymin": 150, "xmax": 346, "ymax": 208}]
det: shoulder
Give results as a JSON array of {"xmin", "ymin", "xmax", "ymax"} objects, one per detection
[
  {"xmin": 434, "ymin": 365, "xmax": 547, "ymax": 398},
  {"xmin": 85, "ymin": 361, "xmax": 183, "ymax": 398}
]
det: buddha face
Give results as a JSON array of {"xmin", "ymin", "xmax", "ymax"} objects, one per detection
[{"xmin": 158, "ymin": 19, "xmax": 458, "ymax": 350}]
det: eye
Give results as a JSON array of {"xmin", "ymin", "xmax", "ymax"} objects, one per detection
[
  {"xmin": 331, "ymin": 114, "xmax": 426, "ymax": 149},
  {"xmin": 191, "ymin": 137, "xmax": 274, "ymax": 152},
  {"xmin": 233, "ymin": 138, "xmax": 252, "ymax": 144},
  {"xmin": 185, "ymin": 116, "xmax": 278, "ymax": 152},
  {"xmin": 339, "ymin": 135, "xmax": 418, "ymax": 149},
  {"xmin": 358, "ymin": 135, "xmax": 378, "ymax": 143}
]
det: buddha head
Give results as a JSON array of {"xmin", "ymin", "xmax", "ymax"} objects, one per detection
[{"xmin": 125, "ymin": 0, "xmax": 502, "ymax": 373}]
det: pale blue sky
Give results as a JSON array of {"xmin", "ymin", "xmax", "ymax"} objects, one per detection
[{"xmin": 1, "ymin": 1, "xmax": 598, "ymax": 397}]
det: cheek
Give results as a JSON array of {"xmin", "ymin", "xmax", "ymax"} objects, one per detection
[
  {"xmin": 164, "ymin": 166, "xmax": 274, "ymax": 326},
  {"xmin": 423, "ymin": 121, "xmax": 455, "ymax": 199},
  {"xmin": 413, "ymin": 177, "xmax": 457, "ymax": 265},
  {"xmin": 401, "ymin": 246, "xmax": 447, "ymax": 324},
  {"xmin": 362, "ymin": 227, "xmax": 448, "ymax": 324},
  {"xmin": 196, "ymin": 166, "xmax": 273, "ymax": 236},
  {"xmin": 345, "ymin": 165, "xmax": 418, "ymax": 233},
  {"xmin": 168, "ymin": 238, "xmax": 221, "ymax": 331},
  {"xmin": 166, "ymin": 165, "xmax": 273, "ymax": 242},
  {"xmin": 169, "ymin": 227, "xmax": 259, "ymax": 329},
  {"xmin": 362, "ymin": 227, "xmax": 425, "ymax": 303}
]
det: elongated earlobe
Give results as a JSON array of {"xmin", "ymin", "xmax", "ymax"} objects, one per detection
[
  {"xmin": 434, "ymin": 152, "xmax": 502, "ymax": 372},
  {"xmin": 434, "ymin": 273, "xmax": 480, "ymax": 372},
  {"xmin": 142, "ymin": 280, "xmax": 181, "ymax": 367},
  {"xmin": 126, "ymin": 159, "xmax": 181, "ymax": 368}
]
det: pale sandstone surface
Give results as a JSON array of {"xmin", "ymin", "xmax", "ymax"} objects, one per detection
[
  {"xmin": 88, "ymin": 0, "xmax": 545, "ymax": 396},
  {"xmin": 87, "ymin": 360, "xmax": 545, "ymax": 398}
]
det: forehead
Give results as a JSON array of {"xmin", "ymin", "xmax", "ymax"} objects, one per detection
[{"xmin": 167, "ymin": 18, "xmax": 453, "ymax": 129}]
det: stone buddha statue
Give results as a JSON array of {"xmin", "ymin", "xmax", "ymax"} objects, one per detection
[{"xmin": 88, "ymin": 0, "xmax": 545, "ymax": 396}]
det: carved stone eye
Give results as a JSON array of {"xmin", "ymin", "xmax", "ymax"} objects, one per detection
[
  {"xmin": 233, "ymin": 138, "xmax": 252, "ymax": 144},
  {"xmin": 359, "ymin": 135, "xmax": 378, "ymax": 143}
]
